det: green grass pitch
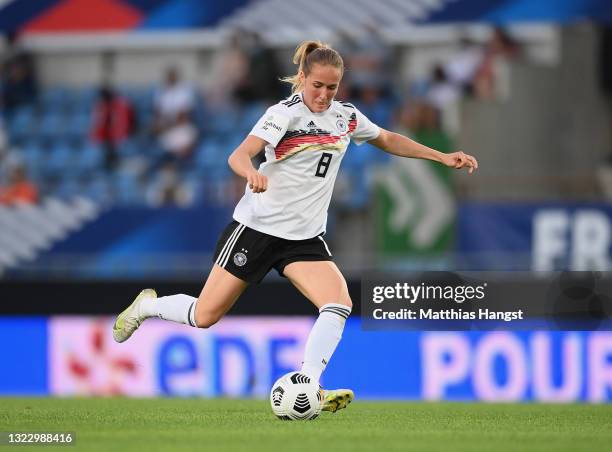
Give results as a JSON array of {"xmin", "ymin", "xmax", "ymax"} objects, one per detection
[{"xmin": 1, "ymin": 398, "xmax": 611, "ymax": 451}]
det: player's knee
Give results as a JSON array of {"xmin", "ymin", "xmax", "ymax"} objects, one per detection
[
  {"xmin": 194, "ymin": 311, "xmax": 222, "ymax": 329},
  {"xmin": 339, "ymin": 299, "xmax": 352, "ymax": 311},
  {"xmin": 320, "ymin": 296, "xmax": 352, "ymax": 314},
  {"xmin": 338, "ymin": 294, "xmax": 353, "ymax": 310}
]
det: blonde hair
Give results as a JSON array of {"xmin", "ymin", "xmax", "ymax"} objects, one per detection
[{"xmin": 281, "ymin": 40, "xmax": 344, "ymax": 94}]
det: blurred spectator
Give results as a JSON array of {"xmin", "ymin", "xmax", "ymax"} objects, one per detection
[
  {"xmin": 153, "ymin": 67, "xmax": 196, "ymax": 130},
  {"xmin": 0, "ymin": 161, "xmax": 38, "ymax": 205},
  {"xmin": 0, "ymin": 50, "xmax": 38, "ymax": 116},
  {"xmin": 427, "ymin": 65, "xmax": 460, "ymax": 109},
  {"xmin": 426, "ymin": 65, "xmax": 461, "ymax": 135},
  {"xmin": 146, "ymin": 162, "xmax": 193, "ymax": 207},
  {"xmin": 445, "ymin": 37, "xmax": 483, "ymax": 95},
  {"xmin": 233, "ymin": 31, "xmax": 284, "ymax": 104},
  {"xmin": 396, "ymin": 100, "xmax": 453, "ymax": 154},
  {"xmin": 90, "ymin": 86, "xmax": 136, "ymax": 171},
  {"xmin": 473, "ymin": 27, "xmax": 521, "ymax": 100},
  {"xmin": 206, "ymin": 31, "xmax": 250, "ymax": 107},
  {"xmin": 158, "ymin": 110, "xmax": 198, "ymax": 169},
  {"xmin": 337, "ymin": 24, "xmax": 392, "ymax": 95},
  {"xmin": 0, "ymin": 118, "xmax": 7, "ymax": 161},
  {"xmin": 354, "ymin": 84, "xmax": 392, "ymax": 128}
]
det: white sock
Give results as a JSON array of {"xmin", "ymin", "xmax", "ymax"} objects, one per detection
[
  {"xmin": 300, "ymin": 303, "xmax": 351, "ymax": 382},
  {"xmin": 139, "ymin": 294, "xmax": 198, "ymax": 327}
]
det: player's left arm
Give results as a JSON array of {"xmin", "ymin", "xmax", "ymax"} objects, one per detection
[{"xmin": 368, "ymin": 128, "xmax": 479, "ymax": 174}]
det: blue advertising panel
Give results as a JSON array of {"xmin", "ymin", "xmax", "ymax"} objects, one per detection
[
  {"xmin": 0, "ymin": 317, "xmax": 48, "ymax": 395},
  {"xmin": 421, "ymin": 0, "xmax": 612, "ymax": 24},
  {"xmin": 324, "ymin": 321, "xmax": 612, "ymax": 402},
  {"xmin": 458, "ymin": 203, "xmax": 612, "ymax": 270},
  {"xmin": 22, "ymin": 206, "xmax": 232, "ymax": 278},
  {"xmin": 1, "ymin": 316, "xmax": 611, "ymax": 402}
]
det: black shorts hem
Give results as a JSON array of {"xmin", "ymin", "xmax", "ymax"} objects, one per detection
[
  {"xmin": 274, "ymin": 255, "xmax": 334, "ymax": 278},
  {"xmin": 215, "ymin": 263, "xmax": 262, "ymax": 284}
]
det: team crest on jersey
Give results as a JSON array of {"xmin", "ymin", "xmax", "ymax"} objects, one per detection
[
  {"xmin": 233, "ymin": 252, "xmax": 247, "ymax": 267},
  {"xmin": 336, "ymin": 118, "xmax": 347, "ymax": 133}
]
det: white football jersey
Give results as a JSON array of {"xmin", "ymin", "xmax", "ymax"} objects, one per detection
[{"xmin": 233, "ymin": 92, "xmax": 381, "ymax": 240}]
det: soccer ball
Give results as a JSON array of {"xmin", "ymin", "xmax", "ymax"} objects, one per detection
[{"xmin": 269, "ymin": 372, "xmax": 322, "ymax": 420}]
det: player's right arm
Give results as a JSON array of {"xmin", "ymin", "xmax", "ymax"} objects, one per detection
[
  {"xmin": 229, "ymin": 102, "xmax": 291, "ymax": 193},
  {"xmin": 228, "ymin": 135, "xmax": 269, "ymax": 193}
]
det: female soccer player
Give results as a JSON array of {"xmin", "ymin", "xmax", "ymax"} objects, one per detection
[{"xmin": 113, "ymin": 40, "xmax": 478, "ymax": 412}]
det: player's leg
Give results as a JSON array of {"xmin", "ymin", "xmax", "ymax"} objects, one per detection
[
  {"xmin": 282, "ymin": 260, "xmax": 354, "ymax": 412},
  {"xmin": 192, "ymin": 264, "xmax": 249, "ymax": 327},
  {"xmin": 113, "ymin": 264, "xmax": 248, "ymax": 343},
  {"xmin": 283, "ymin": 260, "xmax": 352, "ymax": 310},
  {"xmin": 114, "ymin": 220, "xmax": 270, "ymax": 343}
]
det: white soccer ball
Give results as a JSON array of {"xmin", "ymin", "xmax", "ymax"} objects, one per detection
[{"xmin": 269, "ymin": 372, "xmax": 322, "ymax": 420}]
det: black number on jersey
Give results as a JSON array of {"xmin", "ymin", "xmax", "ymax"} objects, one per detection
[{"xmin": 315, "ymin": 153, "xmax": 333, "ymax": 178}]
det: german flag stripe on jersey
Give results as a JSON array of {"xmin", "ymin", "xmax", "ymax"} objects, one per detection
[{"xmin": 275, "ymin": 114, "xmax": 357, "ymax": 160}]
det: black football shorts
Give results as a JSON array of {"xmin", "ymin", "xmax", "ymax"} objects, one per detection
[{"xmin": 212, "ymin": 220, "xmax": 333, "ymax": 283}]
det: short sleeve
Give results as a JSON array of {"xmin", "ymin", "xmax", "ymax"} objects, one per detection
[
  {"xmin": 351, "ymin": 107, "xmax": 381, "ymax": 145},
  {"xmin": 249, "ymin": 107, "xmax": 291, "ymax": 147}
]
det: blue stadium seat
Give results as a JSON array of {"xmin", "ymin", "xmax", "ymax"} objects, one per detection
[
  {"xmin": 337, "ymin": 143, "xmax": 373, "ymax": 209},
  {"xmin": 223, "ymin": 134, "xmax": 243, "ymax": 156},
  {"xmin": 122, "ymin": 86, "xmax": 153, "ymax": 107},
  {"xmin": 74, "ymin": 87, "xmax": 98, "ymax": 114},
  {"xmin": 46, "ymin": 142, "xmax": 76, "ymax": 176},
  {"xmin": 21, "ymin": 142, "xmax": 46, "ymax": 179},
  {"xmin": 55, "ymin": 176, "xmax": 82, "ymax": 199},
  {"xmin": 7, "ymin": 106, "xmax": 37, "ymax": 142},
  {"xmin": 83, "ymin": 175, "xmax": 112, "ymax": 204},
  {"xmin": 64, "ymin": 112, "xmax": 91, "ymax": 142},
  {"xmin": 114, "ymin": 171, "xmax": 144, "ymax": 205},
  {"xmin": 194, "ymin": 139, "xmax": 231, "ymax": 174},
  {"xmin": 38, "ymin": 111, "xmax": 66, "ymax": 141},
  {"xmin": 117, "ymin": 139, "xmax": 141, "ymax": 158},
  {"xmin": 40, "ymin": 86, "xmax": 70, "ymax": 112},
  {"xmin": 203, "ymin": 107, "xmax": 240, "ymax": 136},
  {"xmin": 192, "ymin": 97, "xmax": 208, "ymax": 131},
  {"xmin": 341, "ymin": 143, "xmax": 369, "ymax": 169},
  {"xmin": 354, "ymin": 100, "xmax": 393, "ymax": 129},
  {"xmin": 184, "ymin": 172, "xmax": 205, "ymax": 205},
  {"xmin": 76, "ymin": 143, "xmax": 105, "ymax": 173},
  {"xmin": 365, "ymin": 142, "xmax": 391, "ymax": 165},
  {"xmin": 239, "ymin": 102, "xmax": 266, "ymax": 132}
]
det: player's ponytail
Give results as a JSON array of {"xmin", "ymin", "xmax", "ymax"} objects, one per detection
[{"xmin": 281, "ymin": 40, "xmax": 344, "ymax": 94}]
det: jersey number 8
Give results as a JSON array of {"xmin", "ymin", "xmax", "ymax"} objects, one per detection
[{"xmin": 315, "ymin": 153, "xmax": 333, "ymax": 178}]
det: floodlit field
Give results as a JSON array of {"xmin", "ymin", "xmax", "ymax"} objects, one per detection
[{"xmin": 2, "ymin": 398, "xmax": 612, "ymax": 451}]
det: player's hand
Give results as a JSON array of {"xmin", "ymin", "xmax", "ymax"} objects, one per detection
[
  {"xmin": 246, "ymin": 169, "xmax": 268, "ymax": 193},
  {"xmin": 443, "ymin": 151, "xmax": 479, "ymax": 174}
]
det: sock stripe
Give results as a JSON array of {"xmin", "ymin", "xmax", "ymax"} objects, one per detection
[
  {"xmin": 321, "ymin": 306, "xmax": 351, "ymax": 315},
  {"xmin": 319, "ymin": 303, "xmax": 352, "ymax": 313},
  {"xmin": 320, "ymin": 307, "xmax": 351, "ymax": 319},
  {"xmin": 187, "ymin": 302, "xmax": 196, "ymax": 327},
  {"xmin": 321, "ymin": 310, "xmax": 350, "ymax": 320}
]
